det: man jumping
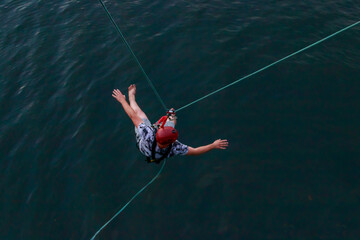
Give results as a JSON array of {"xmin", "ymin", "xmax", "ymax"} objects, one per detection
[{"xmin": 112, "ymin": 84, "xmax": 228, "ymax": 163}]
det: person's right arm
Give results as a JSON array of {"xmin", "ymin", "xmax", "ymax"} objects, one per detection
[{"xmin": 187, "ymin": 139, "xmax": 228, "ymax": 156}]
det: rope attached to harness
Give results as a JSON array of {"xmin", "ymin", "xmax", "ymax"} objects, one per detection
[
  {"xmin": 176, "ymin": 20, "xmax": 360, "ymax": 112},
  {"xmin": 98, "ymin": 0, "xmax": 167, "ymax": 111},
  {"xmin": 94, "ymin": 1, "xmax": 359, "ymax": 239},
  {"xmin": 91, "ymin": 1, "xmax": 169, "ymax": 239},
  {"xmin": 90, "ymin": 160, "xmax": 167, "ymax": 240}
]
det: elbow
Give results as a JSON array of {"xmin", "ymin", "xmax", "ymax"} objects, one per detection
[{"xmin": 187, "ymin": 147, "xmax": 199, "ymax": 156}]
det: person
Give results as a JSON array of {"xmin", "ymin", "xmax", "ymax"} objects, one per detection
[{"xmin": 112, "ymin": 84, "xmax": 228, "ymax": 163}]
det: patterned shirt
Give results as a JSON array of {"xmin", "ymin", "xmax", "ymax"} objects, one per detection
[{"xmin": 135, "ymin": 123, "xmax": 189, "ymax": 159}]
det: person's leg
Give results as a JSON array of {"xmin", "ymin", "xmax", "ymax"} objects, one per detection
[
  {"xmin": 128, "ymin": 84, "xmax": 148, "ymax": 119},
  {"xmin": 164, "ymin": 118, "xmax": 176, "ymax": 128},
  {"xmin": 164, "ymin": 108, "xmax": 177, "ymax": 127}
]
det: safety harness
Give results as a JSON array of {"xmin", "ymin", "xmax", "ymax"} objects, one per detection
[
  {"xmin": 146, "ymin": 109, "xmax": 176, "ymax": 164},
  {"xmin": 146, "ymin": 128, "xmax": 172, "ymax": 164}
]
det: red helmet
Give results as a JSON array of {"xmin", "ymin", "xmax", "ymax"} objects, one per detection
[{"xmin": 156, "ymin": 126, "xmax": 178, "ymax": 145}]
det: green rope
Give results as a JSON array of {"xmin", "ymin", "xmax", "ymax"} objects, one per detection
[
  {"xmin": 176, "ymin": 20, "xmax": 360, "ymax": 112},
  {"xmin": 91, "ymin": 1, "xmax": 168, "ymax": 239},
  {"xmin": 90, "ymin": 160, "xmax": 167, "ymax": 240},
  {"xmin": 99, "ymin": 0, "xmax": 167, "ymax": 110},
  {"xmin": 93, "ymin": 4, "xmax": 358, "ymax": 237}
]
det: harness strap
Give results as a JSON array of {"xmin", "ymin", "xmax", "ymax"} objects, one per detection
[{"xmin": 146, "ymin": 129, "xmax": 172, "ymax": 164}]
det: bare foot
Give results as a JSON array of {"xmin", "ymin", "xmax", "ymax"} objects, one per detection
[{"xmin": 128, "ymin": 84, "xmax": 136, "ymax": 98}]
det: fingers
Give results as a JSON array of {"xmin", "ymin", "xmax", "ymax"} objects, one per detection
[
  {"xmin": 112, "ymin": 89, "xmax": 126, "ymax": 102},
  {"xmin": 112, "ymin": 89, "xmax": 123, "ymax": 96},
  {"xmin": 113, "ymin": 89, "xmax": 122, "ymax": 94},
  {"xmin": 216, "ymin": 139, "xmax": 228, "ymax": 149}
]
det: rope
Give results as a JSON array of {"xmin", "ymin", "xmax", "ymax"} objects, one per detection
[
  {"xmin": 90, "ymin": 160, "xmax": 167, "ymax": 240},
  {"xmin": 176, "ymin": 20, "xmax": 360, "ymax": 112},
  {"xmin": 91, "ymin": 1, "xmax": 169, "ymax": 239},
  {"xmin": 98, "ymin": 0, "xmax": 168, "ymax": 111},
  {"xmin": 94, "ymin": 2, "xmax": 358, "ymax": 237}
]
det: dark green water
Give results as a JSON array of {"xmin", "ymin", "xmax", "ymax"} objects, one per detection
[{"xmin": 1, "ymin": 1, "xmax": 360, "ymax": 239}]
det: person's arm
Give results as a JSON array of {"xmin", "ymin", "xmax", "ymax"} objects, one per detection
[
  {"xmin": 187, "ymin": 139, "xmax": 228, "ymax": 156},
  {"xmin": 112, "ymin": 89, "xmax": 143, "ymax": 127}
]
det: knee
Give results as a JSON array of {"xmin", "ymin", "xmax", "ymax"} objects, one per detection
[{"xmin": 133, "ymin": 109, "xmax": 143, "ymax": 117}]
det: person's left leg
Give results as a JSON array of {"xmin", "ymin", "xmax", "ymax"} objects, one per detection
[{"xmin": 128, "ymin": 84, "xmax": 148, "ymax": 120}]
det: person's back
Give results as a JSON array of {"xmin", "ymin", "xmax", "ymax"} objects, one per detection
[
  {"xmin": 135, "ymin": 113, "xmax": 188, "ymax": 163},
  {"xmin": 112, "ymin": 84, "xmax": 228, "ymax": 162}
]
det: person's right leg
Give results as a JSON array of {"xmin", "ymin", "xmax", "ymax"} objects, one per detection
[{"xmin": 128, "ymin": 84, "xmax": 148, "ymax": 120}]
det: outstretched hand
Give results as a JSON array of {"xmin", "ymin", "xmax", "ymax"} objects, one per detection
[
  {"xmin": 112, "ymin": 89, "xmax": 126, "ymax": 103},
  {"xmin": 212, "ymin": 139, "xmax": 229, "ymax": 149}
]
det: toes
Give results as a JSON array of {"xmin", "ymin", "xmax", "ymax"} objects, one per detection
[{"xmin": 128, "ymin": 84, "xmax": 136, "ymax": 95}]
